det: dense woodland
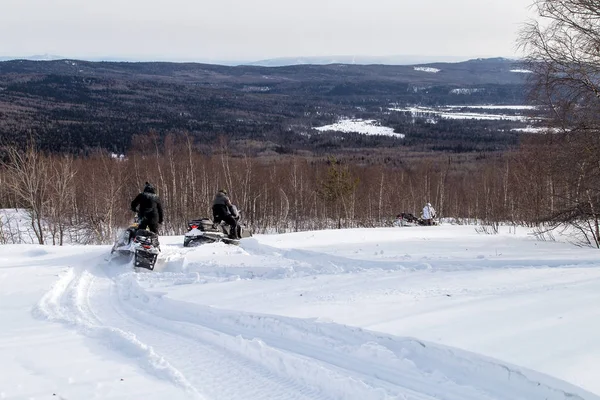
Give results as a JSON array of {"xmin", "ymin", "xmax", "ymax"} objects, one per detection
[{"xmin": 0, "ymin": 58, "xmax": 529, "ymax": 155}]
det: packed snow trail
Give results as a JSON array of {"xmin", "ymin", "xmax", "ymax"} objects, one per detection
[{"xmin": 31, "ymin": 241, "xmax": 599, "ymax": 400}]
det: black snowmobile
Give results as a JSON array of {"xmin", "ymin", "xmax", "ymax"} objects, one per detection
[
  {"xmin": 131, "ymin": 229, "xmax": 161, "ymax": 270},
  {"xmin": 110, "ymin": 218, "xmax": 161, "ymax": 270},
  {"xmin": 395, "ymin": 212, "xmax": 438, "ymax": 227},
  {"xmin": 183, "ymin": 206, "xmax": 252, "ymax": 247}
]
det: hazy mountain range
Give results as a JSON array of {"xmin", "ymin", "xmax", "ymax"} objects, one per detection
[
  {"xmin": 0, "ymin": 53, "xmax": 517, "ymax": 67},
  {"xmin": 0, "ymin": 56, "xmax": 531, "ymax": 155},
  {"xmin": 242, "ymin": 54, "xmax": 506, "ymax": 67}
]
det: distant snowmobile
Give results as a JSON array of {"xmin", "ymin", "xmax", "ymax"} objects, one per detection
[
  {"xmin": 394, "ymin": 212, "xmax": 438, "ymax": 227},
  {"xmin": 110, "ymin": 219, "xmax": 161, "ymax": 270},
  {"xmin": 394, "ymin": 213, "xmax": 419, "ymax": 226},
  {"xmin": 183, "ymin": 206, "xmax": 252, "ymax": 247}
]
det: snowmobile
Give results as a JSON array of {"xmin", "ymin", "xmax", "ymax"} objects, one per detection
[
  {"xmin": 183, "ymin": 206, "xmax": 252, "ymax": 247},
  {"xmin": 131, "ymin": 229, "xmax": 161, "ymax": 270},
  {"xmin": 110, "ymin": 218, "xmax": 161, "ymax": 270},
  {"xmin": 110, "ymin": 219, "xmax": 140, "ymax": 257},
  {"xmin": 394, "ymin": 213, "xmax": 420, "ymax": 227},
  {"xmin": 394, "ymin": 212, "xmax": 438, "ymax": 227}
]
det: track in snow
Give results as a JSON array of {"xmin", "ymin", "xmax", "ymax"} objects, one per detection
[{"xmin": 33, "ymin": 242, "xmax": 597, "ymax": 400}]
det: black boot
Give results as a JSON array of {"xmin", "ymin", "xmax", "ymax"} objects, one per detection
[{"xmin": 228, "ymin": 226, "xmax": 240, "ymax": 240}]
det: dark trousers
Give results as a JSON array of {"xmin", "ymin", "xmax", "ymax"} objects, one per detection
[
  {"xmin": 213, "ymin": 214, "xmax": 239, "ymax": 238},
  {"xmin": 139, "ymin": 218, "xmax": 159, "ymax": 234}
]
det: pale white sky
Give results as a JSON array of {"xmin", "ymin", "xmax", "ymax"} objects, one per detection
[{"xmin": 0, "ymin": 0, "xmax": 534, "ymax": 62}]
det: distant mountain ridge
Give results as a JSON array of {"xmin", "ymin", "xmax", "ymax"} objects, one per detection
[
  {"xmin": 0, "ymin": 56, "xmax": 530, "ymax": 154},
  {"xmin": 0, "ymin": 57, "xmax": 528, "ymax": 86},
  {"xmin": 243, "ymin": 55, "xmax": 513, "ymax": 67},
  {"xmin": 0, "ymin": 54, "xmax": 65, "ymax": 61},
  {"xmin": 0, "ymin": 54, "xmax": 519, "ymax": 67}
]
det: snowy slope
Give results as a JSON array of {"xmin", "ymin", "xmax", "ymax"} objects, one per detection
[
  {"xmin": 314, "ymin": 119, "xmax": 404, "ymax": 138},
  {"xmin": 1, "ymin": 225, "xmax": 600, "ymax": 399}
]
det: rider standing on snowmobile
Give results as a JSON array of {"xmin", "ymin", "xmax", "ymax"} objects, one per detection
[
  {"xmin": 212, "ymin": 189, "xmax": 240, "ymax": 239},
  {"xmin": 422, "ymin": 202, "xmax": 436, "ymax": 226},
  {"xmin": 131, "ymin": 182, "xmax": 164, "ymax": 234}
]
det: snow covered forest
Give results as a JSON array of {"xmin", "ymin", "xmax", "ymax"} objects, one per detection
[
  {"xmin": 4, "ymin": 1, "xmax": 600, "ymax": 399},
  {"xmin": 1, "ymin": 127, "xmax": 599, "ymax": 247},
  {"xmin": 0, "ymin": 4, "xmax": 599, "ymax": 250}
]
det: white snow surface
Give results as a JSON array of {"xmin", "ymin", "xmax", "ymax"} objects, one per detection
[
  {"xmin": 389, "ymin": 106, "xmax": 533, "ymax": 121},
  {"xmin": 2, "ymin": 225, "xmax": 600, "ymax": 400},
  {"xmin": 449, "ymin": 88, "xmax": 484, "ymax": 94},
  {"xmin": 445, "ymin": 105, "xmax": 538, "ymax": 110},
  {"xmin": 314, "ymin": 119, "xmax": 405, "ymax": 138},
  {"xmin": 414, "ymin": 67, "xmax": 441, "ymax": 73},
  {"xmin": 0, "ymin": 208, "xmax": 39, "ymax": 244},
  {"xmin": 511, "ymin": 126, "xmax": 566, "ymax": 133}
]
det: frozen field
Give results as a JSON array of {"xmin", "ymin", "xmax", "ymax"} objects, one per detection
[
  {"xmin": 388, "ymin": 106, "xmax": 534, "ymax": 121},
  {"xmin": 314, "ymin": 119, "xmax": 404, "ymax": 137},
  {"xmin": 1, "ymin": 224, "xmax": 600, "ymax": 399}
]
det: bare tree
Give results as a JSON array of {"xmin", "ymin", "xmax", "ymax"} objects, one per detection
[
  {"xmin": 518, "ymin": 0, "xmax": 600, "ymax": 245},
  {"xmin": 47, "ymin": 155, "xmax": 77, "ymax": 245},
  {"xmin": 2, "ymin": 144, "xmax": 49, "ymax": 244},
  {"xmin": 519, "ymin": 0, "xmax": 600, "ymax": 123}
]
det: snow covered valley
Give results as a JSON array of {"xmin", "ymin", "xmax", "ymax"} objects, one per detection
[{"xmin": 2, "ymin": 225, "xmax": 600, "ymax": 399}]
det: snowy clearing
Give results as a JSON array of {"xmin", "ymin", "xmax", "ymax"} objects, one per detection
[
  {"xmin": 389, "ymin": 106, "xmax": 534, "ymax": 121},
  {"xmin": 2, "ymin": 225, "xmax": 600, "ymax": 399},
  {"xmin": 511, "ymin": 126, "xmax": 565, "ymax": 133},
  {"xmin": 413, "ymin": 67, "xmax": 441, "ymax": 73},
  {"xmin": 314, "ymin": 119, "xmax": 404, "ymax": 138},
  {"xmin": 445, "ymin": 105, "xmax": 538, "ymax": 110},
  {"xmin": 450, "ymin": 88, "xmax": 484, "ymax": 94}
]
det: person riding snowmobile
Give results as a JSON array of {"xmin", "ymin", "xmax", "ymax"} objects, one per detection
[
  {"xmin": 131, "ymin": 182, "xmax": 164, "ymax": 234},
  {"xmin": 212, "ymin": 189, "xmax": 240, "ymax": 239}
]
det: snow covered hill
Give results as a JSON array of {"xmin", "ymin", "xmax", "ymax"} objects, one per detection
[{"xmin": 2, "ymin": 225, "xmax": 600, "ymax": 399}]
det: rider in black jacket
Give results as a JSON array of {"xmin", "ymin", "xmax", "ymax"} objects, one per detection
[
  {"xmin": 131, "ymin": 182, "xmax": 164, "ymax": 234},
  {"xmin": 212, "ymin": 189, "xmax": 239, "ymax": 239}
]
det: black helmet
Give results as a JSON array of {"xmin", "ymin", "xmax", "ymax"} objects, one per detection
[{"xmin": 144, "ymin": 182, "xmax": 156, "ymax": 193}]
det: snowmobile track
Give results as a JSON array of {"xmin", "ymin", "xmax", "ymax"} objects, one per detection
[
  {"xmin": 35, "ymin": 264, "xmax": 336, "ymax": 400},
  {"xmin": 32, "ymin": 247, "xmax": 594, "ymax": 400}
]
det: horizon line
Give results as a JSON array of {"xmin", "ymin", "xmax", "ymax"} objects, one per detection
[{"xmin": 0, "ymin": 53, "xmax": 520, "ymax": 66}]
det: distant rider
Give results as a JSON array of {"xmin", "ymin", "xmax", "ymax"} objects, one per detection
[
  {"xmin": 212, "ymin": 189, "xmax": 240, "ymax": 239},
  {"xmin": 422, "ymin": 202, "xmax": 436, "ymax": 226},
  {"xmin": 131, "ymin": 182, "xmax": 164, "ymax": 234}
]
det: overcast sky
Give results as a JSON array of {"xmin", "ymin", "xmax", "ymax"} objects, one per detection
[{"xmin": 1, "ymin": 0, "xmax": 534, "ymax": 62}]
